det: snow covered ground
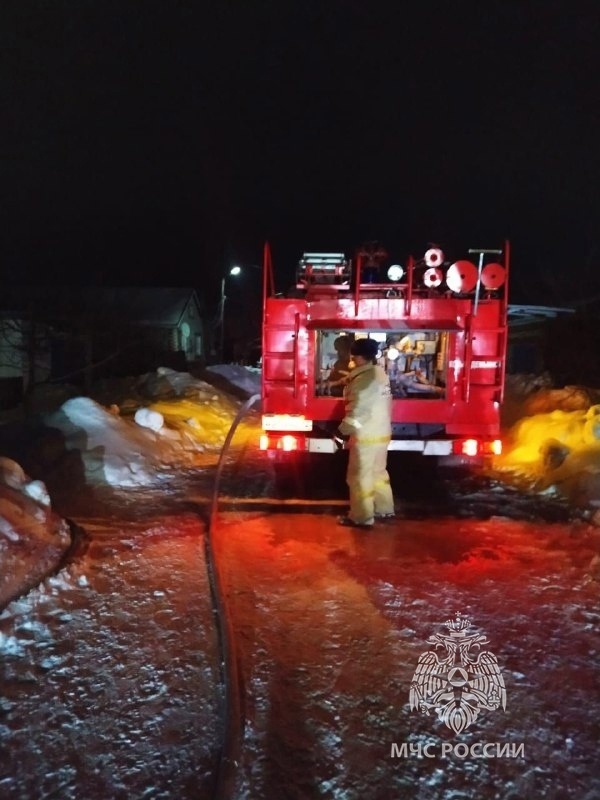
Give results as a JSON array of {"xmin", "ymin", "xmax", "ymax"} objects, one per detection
[{"xmin": 0, "ymin": 513, "xmax": 221, "ymax": 800}]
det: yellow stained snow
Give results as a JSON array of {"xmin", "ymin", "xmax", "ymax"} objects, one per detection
[
  {"xmin": 496, "ymin": 404, "xmax": 600, "ymax": 474},
  {"xmin": 148, "ymin": 398, "xmax": 258, "ymax": 448}
]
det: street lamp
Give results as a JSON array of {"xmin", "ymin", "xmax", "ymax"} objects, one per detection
[{"xmin": 219, "ymin": 266, "xmax": 241, "ymax": 362}]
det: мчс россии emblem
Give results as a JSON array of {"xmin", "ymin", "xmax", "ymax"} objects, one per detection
[{"xmin": 409, "ymin": 613, "xmax": 507, "ymax": 734}]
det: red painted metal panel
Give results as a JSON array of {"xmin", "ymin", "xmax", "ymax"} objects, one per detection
[{"xmin": 260, "ymin": 241, "xmax": 510, "ymax": 450}]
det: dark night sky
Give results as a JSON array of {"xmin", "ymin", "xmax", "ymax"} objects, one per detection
[{"xmin": 1, "ymin": 1, "xmax": 598, "ymax": 306}]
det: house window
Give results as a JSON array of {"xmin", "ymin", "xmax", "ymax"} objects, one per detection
[{"xmin": 180, "ymin": 322, "xmax": 191, "ymax": 353}]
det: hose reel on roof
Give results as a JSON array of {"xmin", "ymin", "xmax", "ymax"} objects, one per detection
[{"xmin": 418, "ymin": 247, "xmax": 506, "ymax": 293}]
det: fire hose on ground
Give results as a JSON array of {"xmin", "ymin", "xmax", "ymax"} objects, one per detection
[{"xmin": 205, "ymin": 393, "xmax": 261, "ymax": 800}]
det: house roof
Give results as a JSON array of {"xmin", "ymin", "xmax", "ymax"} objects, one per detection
[
  {"xmin": 1, "ymin": 287, "xmax": 203, "ymax": 326},
  {"xmin": 507, "ymin": 304, "xmax": 575, "ymax": 328}
]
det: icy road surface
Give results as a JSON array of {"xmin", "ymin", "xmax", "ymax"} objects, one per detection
[
  {"xmin": 1, "ymin": 448, "xmax": 600, "ymax": 800},
  {"xmin": 215, "ymin": 507, "xmax": 600, "ymax": 800},
  {"xmin": 0, "ymin": 513, "xmax": 221, "ymax": 800}
]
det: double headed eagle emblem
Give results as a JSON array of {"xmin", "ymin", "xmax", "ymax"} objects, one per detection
[{"xmin": 410, "ymin": 613, "xmax": 507, "ymax": 733}]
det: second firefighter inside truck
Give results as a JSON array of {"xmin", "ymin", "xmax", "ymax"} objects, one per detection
[{"xmin": 336, "ymin": 338, "xmax": 395, "ymax": 528}]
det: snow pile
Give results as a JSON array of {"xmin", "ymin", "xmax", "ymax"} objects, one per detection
[
  {"xmin": 0, "ymin": 459, "xmax": 71, "ymax": 608},
  {"xmin": 43, "ymin": 397, "xmax": 179, "ymax": 488},
  {"xmin": 139, "ymin": 367, "xmax": 218, "ymax": 400},
  {"xmin": 147, "ymin": 396, "xmax": 242, "ymax": 449},
  {"xmin": 0, "ymin": 368, "xmax": 261, "ymax": 500},
  {"xmin": 494, "ymin": 384, "xmax": 600, "ymax": 513},
  {"xmin": 0, "ymin": 456, "xmax": 51, "ymax": 506},
  {"xmin": 33, "ymin": 368, "xmax": 259, "ymax": 490},
  {"xmin": 204, "ymin": 364, "xmax": 261, "ymax": 399},
  {"xmin": 89, "ymin": 366, "xmax": 252, "ymax": 411}
]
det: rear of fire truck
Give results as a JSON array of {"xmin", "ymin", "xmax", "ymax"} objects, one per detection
[{"xmin": 259, "ymin": 241, "xmax": 509, "ymax": 466}]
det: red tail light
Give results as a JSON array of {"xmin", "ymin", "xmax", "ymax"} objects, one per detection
[
  {"xmin": 259, "ymin": 433, "xmax": 300, "ymax": 451},
  {"xmin": 452, "ymin": 438, "xmax": 502, "ymax": 457}
]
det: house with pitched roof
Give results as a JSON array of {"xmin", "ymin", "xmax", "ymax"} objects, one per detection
[{"xmin": 0, "ymin": 287, "xmax": 206, "ymax": 408}]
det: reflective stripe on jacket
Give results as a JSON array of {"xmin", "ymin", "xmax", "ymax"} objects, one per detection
[{"xmin": 338, "ymin": 364, "xmax": 392, "ymax": 442}]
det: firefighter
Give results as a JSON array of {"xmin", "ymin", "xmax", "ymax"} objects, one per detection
[{"xmin": 336, "ymin": 338, "xmax": 395, "ymax": 528}]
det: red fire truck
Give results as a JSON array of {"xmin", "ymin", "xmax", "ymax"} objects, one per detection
[{"xmin": 259, "ymin": 241, "xmax": 509, "ymax": 464}]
